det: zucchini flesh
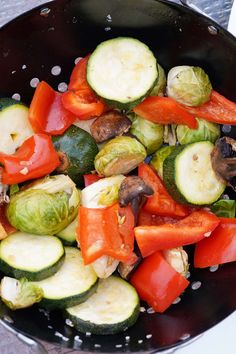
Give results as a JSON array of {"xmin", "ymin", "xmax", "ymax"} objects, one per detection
[
  {"xmin": 56, "ymin": 218, "xmax": 77, "ymax": 246},
  {"xmin": 66, "ymin": 276, "xmax": 140, "ymax": 334},
  {"xmin": 0, "ymin": 232, "xmax": 65, "ymax": 281},
  {"xmin": 35, "ymin": 247, "xmax": 98, "ymax": 309},
  {"xmin": 0, "ymin": 98, "xmax": 33, "ymax": 154},
  {"xmin": 163, "ymin": 141, "xmax": 226, "ymax": 205},
  {"xmin": 87, "ymin": 37, "xmax": 158, "ymax": 109}
]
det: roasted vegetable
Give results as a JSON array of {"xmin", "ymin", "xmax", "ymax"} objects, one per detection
[
  {"xmin": 0, "ymin": 277, "xmax": 43, "ymax": 310},
  {"xmin": 150, "ymin": 63, "xmax": 167, "ymax": 96},
  {"xmin": 95, "ymin": 136, "xmax": 147, "ymax": 177},
  {"xmin": 119, "ymin": 176, "xmax": 153, "ymax": 223},
  {"xmin": 130, "ymin": 113, "xmax": 164, "ymax": 154},
  {"xmin": 90, "ymin": 111, "xmax": 131, "ymax": 143},
  {"xmin": 53, "ymin": 125, "xmax": 98, "ymax": 185},
  {"xmin": 176, "ymin": 118, "xmax": 220, "ymax": 145},
  {"xmin": 211, "ymin": 137, "xmax": 236, "ymax": 191},
  {"xmin": 7, "ymin": 175, "xmax": 80, "ymax": 235},
  {"xmin": 167, "ymin": 66, "xmax": 212, "ymax": 106},
  {"xmin": 151, "ymin": 145, "xmax": 176, "ymax": 179},
  {"xmin": 210, "ymin": 199, "xmax": 236, "ymax": 218}
]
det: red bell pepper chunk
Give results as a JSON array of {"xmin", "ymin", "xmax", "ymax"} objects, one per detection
[
  {"xmin": 184, "ymin": 90, "xmax": 236, "ymax": 125},
  {"xmin": 138, "ymin": 208, "xmax": 180, "ymax": 226},
  {"xmin": 29, "ymin": 81, "xmax": 76, "ymax": 135},
  {"xmin": 64, "ymin": 55, "xmax": 107, "ymax": 120},
  {"xmin": 135, "ymin": 210, "xmax": 220, "ymax": 258},
  {"xmin": 61, "ymin": 89, "xmax": 105, "ymax": 120},
  {"xmin": 138, "ymin": 164, "xmax": 190, "ymax": 217},
  {"xmin": 77, "ymin": 203, "xmax": 136, "ymax": 264},
  {"xmin": 194, "ymin": 218, "xmax": 236, "ymax": 268},
  {"xmin": 130, "ymin": 251, "xmax": 189, "ymax": 313},
  {"xmin": 133, "ymin": 96, "xmax": 197, "ymax": 129},
  {"xmin": 83, "ymin": 173, "xmax": 103, "ymax": 187},
  {"xmin": 68, "ymin": 56, "xmax": 91, "ymax": 91},
  {"xmin": 0, "ymin": 134, "xmax": 60, "ymax": 185}
]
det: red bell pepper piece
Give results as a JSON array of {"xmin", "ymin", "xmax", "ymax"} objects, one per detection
[
  {"xmin": 63, "ymin": 55, "xmax": 107, "ymax": 120},
  {"xmin": 135, "ymin": 210, "xmax": 220, "ymax": 257},
  {"xmin": 138, "ymin": 164, "xmax": 190, "ymax": 217},
  {"xmin": 29, "ymin": 81, "xmax": 76, "ymax": 135},
  {"xmin": 68, "ymin": 56, "xmax": 91, "ymax": 91},
  {"xmin": 130, "ymin": 251, "xmax": 189, "ymax": 313},
  {"xmin": 138, "ymin": 208, "xmax": 180, "ymax": 226},
  {"xmin": 77, "ymin": 203, "xmax": 136, "ymax": 264},
  {"xmin": 83, "ymin": 173, "xmax": 103, "ymax": 187},
  {"xmin": 184, "ymin": 90, "xmax": 236, "ymax": 125},
  {"xmin": 0, "ymin": 134, "xmax": 60, "ymax": 184},
  {"xmin": 133, "ymin": 96, "xmax": 197, "ymax": 128},
  {"xmin": 61, "ymin": 89, "xmax": 105, "ymax": 120},
  {"xmin": 194, "ymin": 218, "xmax": 236, "ymax": 268}
]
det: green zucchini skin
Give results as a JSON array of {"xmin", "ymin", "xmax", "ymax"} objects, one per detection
[
  {"xmin": 0, "ymin": 98, "xmax": 34, "ymax": 155},
  {"xmin": 56, "ymin": 218, "xmax": 77, "ymax": 246},
  {"xmin": 87, "ymin": 37, "xmax": 158, "ymax": 110},
  {"xmin": 65, "ymin": 276, "xmax": 140, "ymax": 335},
  {"xmin": 40, "ymin": 280, "xmax": 98, "ymax": 310},
  {"xmin": 35, "ymin": 247, "xmax": 98, "ymax": 310},
  {"xmin": 0, "ymin": 233, "xmax": 65, "ymax": 281},
  {"xmin": 0, "ymin": 252, "xmax": 65, "ymax": 282},
  {"xmin": 66, "ymin": 303, "xmax": 140, "ymax": 335},
  {"xmin": 163, "ymin": 141, "xmax": 226, "ymax": 206},
  {"xmin": 53, "ymin": 126, "xmax": 99, "ymax": 185},
  {"xmin": 0, "ymin": 98, "xmax": 26, "ymax": 111},
  {"xmin": 163, "ymin": 145, "xmax": 188, "ymax": 204}
]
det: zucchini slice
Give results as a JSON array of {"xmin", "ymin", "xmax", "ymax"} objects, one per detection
[
  {"xmin": 87, "ymin": 37, "xmax": 158, "ymax": 109},
  {"xmin": 66, "ymin": 276, "xmax": 140, "ymax": 335},
  {"xmin": 163, "ymin": 141, "xmax": 226, "ymax": 205},
  {"xmin": 0, "ymin": 232, "xmax": 65, "ymax": 281},
  {"xmin": 56, "ymin": 218, "xmax": 78, "ymax": 246},
  {"xmin": 0, "ymin": 98, "xmax": 33, "ymax": 154},
  {"xmin": 35, "ymin": 247, "xmax": 98, "ymax": 309},
  {"xmin": 53, "ymin": 125, "xmax": 98, "ymax": 185}
]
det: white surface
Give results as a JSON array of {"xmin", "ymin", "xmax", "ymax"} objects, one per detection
[
  {"xmin": 228, "ymin": 0, "xmax": 236, "ymax": 35},
  {"xmin": 177, "ymin": 312, "xmax": 236, "ymax": 354},
  {"xmin": 178, "ymin": 6, "xmax": 236, "ymax": 353}
]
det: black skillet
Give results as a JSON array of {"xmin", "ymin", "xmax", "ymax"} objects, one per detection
[{"xmin": 0, "ymin": 0, "xmax": 236, "ymax": 352}]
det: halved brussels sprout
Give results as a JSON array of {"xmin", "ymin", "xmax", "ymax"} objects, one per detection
[
  {"xmin": 130, "ymin": 113, "xmax": 164, "ymax": 154},
  {"xmin": 81, "ymin": 175, "xmax": 125, "ymax": 208},
  {"xmin": 94, "ymin": 136, "xmax": 147, "ymax": 177},
  {"xmin": 150, "ymin": 63, "xmax": 167, "ymax": 96},
  {"xmin": 7, "ymin": 175, "xmax": 80, "ymax": 235},
  {"xmin": 167, "ymin": 66, "xmax": 212, "ymax": 106},
  {"xmin": 151, "ymin": 145, "xmax": 176, "ymax": 179},
  {"xmin": 176, "ymin": 118, "xmax": 220, "ymax": 145},
  {"xmin": 0, "ymin": 277, "xmax": 43, "ymax": 310}
]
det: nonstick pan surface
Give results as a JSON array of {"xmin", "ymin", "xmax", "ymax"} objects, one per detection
[{"xmin": 0, "ymin": 0, "xmax": 236, "ymax": 352}]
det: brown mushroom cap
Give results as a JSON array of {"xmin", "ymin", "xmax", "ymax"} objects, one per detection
[
  {"xmin": 90, "ymin": 110, "xmax": 131, "ymax": 143},
  {"xmin": 211, "ymin": 137, "xmax": 236, "ymax": 191},
  {"xmin": 119, "ymin": 176, "xmax": 154, "ymax": 207}
]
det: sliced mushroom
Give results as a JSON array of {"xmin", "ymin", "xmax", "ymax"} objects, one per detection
[
  {"xmin": 119, "ymin": 176, "xmax": 154, "ymax": 224},
  {"xmin": 90, "ymin": 110, "xmax": 131, "ymax": 143},
  {"xmin": 211, "ymin": 137, "xmax": 236, "ymax": 191}
]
